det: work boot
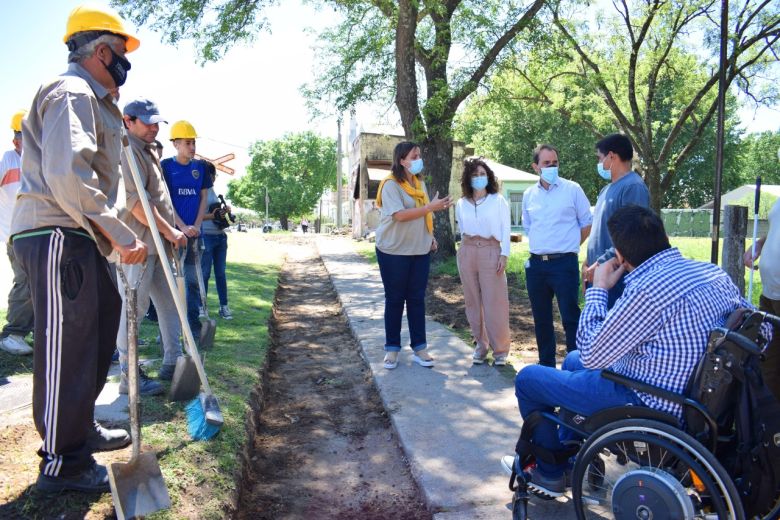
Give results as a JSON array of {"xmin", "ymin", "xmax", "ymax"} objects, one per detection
[
  {"xmin": 0, "ymin": 334, "xmax": 32, "ymax": 355},
  {"xmin": 158, "ymin": 363, "xmax": 177, "ymax": 381},
  {"xmin": 86, "ymin": 421, "xmax": 130, "ymax": 452},
  {"xmin": 118, "ymin": 367, "xmax": 164, "ymax": 396},
  {"xmin": 36, "ymin": 462, "xmax": 110, "ymax": 493}
]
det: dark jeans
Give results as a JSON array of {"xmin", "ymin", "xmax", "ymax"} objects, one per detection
[
  {"xmin": 3, "ymin": 242, "xmax": 34, "ymax": 338},
  {"xmin": 525, "ymin": 254, "xmax": 580, "ymax": 367},
  {"xmin": 515, "ymin": 351, "xmax": 645, "ymax": 478},
  {"xmin": 376, "ymin": 247, "xmax": 430, "ymax": 352},
  {"xmin": 184, "ymin": 239, "xmax": 201, "ymax": 341},
  {"xmin": 201, "ymin": 233, "xmax": 228, "ymax": 306}
]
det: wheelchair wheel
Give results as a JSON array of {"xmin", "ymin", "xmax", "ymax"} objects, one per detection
[{"xmin": 571, "ymin": 419, "xmax": 744, "ymax": 520}]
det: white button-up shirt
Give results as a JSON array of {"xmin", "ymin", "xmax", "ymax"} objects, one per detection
[
  {"xmin": 456, "ymin": 193, "xmax": 511, "ymax": 256},
  {"xmin": 522, "ymin": 177, "xmax": 592, "ymax": 255}
]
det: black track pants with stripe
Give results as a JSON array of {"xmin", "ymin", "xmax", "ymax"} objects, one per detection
[{"xmin": 13, "ymin": 228, "xmax": 121, "ymax": 477}]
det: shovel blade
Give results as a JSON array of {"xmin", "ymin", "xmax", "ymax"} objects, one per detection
[
  {"xmin": 169, "ymin": 354, "xmax": 201, "ymax": 402},
  {"xmin": 199, "ymin": 319, "xmax": 216, "ymax": 350},
  {"xmin": 108, "ymin": 452, "xmax": 171, "ymax": 520}
]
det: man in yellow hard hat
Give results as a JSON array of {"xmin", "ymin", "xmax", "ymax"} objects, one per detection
[
  {"xmin": 0, "ymin": 110, "xmax": 33, "ymax": 356},
  {"xmin": 10, "ymin": 4, "xmax": 147, "ymax": 494},
  {"xmin": 161, "ymin": 121, "xmax": 213, "ymax": 354}
]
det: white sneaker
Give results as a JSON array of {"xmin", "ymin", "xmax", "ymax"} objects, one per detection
[
  {"xmin": 0, "ymin": 335, "xmax": 32, "ymax": 355},
  {"xmin": 198, "ymin": 306, "xmax": 206, "ymax": 319},
  {"xmin": 219, "ymin": 305, "xmax": 233, "ymax": 320}
]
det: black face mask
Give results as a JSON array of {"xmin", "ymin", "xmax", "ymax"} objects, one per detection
[{"xmin": 104, "ymin": 47, "xmax": 131, "ymax": 87}]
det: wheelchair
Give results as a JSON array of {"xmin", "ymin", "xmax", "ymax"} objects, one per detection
[{"xmin": 507, "ymin": 310, "xmax": 780, "ymax": 520}]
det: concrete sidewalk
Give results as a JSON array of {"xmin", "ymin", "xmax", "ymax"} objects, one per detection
[{"xmin": 317, "ymin": 237, "xmax": 571, "ymax": 519}]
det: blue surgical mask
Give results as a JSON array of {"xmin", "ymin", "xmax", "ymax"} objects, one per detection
[
  {"xmin": 409, "ymin": 158, "xmax": 424, "ymax": 175},
  {"xmin": 471, "ymin": 176, "xmax": 488, "ymax": 190},
  {"xmin": 597, "ymin": 162, "xmax": 611, "ymax": 180},
  {"xmin": 541, "ymin": 166, "xmax": 559, "ymax": 185}
]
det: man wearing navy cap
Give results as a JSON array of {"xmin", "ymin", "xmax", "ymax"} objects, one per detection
[{"xmin": 117, "ymin": 98, "xmax": 187, "ymax": 394}]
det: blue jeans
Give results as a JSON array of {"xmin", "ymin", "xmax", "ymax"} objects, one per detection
[
  {"xmin": 376, "ymin": 248, "xmax": 430, "ymax": 352},
  {"xmin": 525, "ymin": 254, "xmax": 580, "ymax": 366},
  {"xmin": 184, "ymin": 240, "xmax": 201, "ymax": 341},
  {"xmin": 515, "ymin": 351, "xmax": 645, "ymax": 477},
  {"xmin": 201, "ymin": 233, "xmax": 228, "ymax": 306}
]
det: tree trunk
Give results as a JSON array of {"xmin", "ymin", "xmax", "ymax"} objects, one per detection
[
  {"xmin": 280, "ymin": 215, "xmax": 289, "ymax": 230},
  {"xmin": 421, "ymin": 137, "xmax": 455, "ymax": 259},
  {"xmin": 644, "ymin": 163, "xmax": 663, "ymax": 212}
]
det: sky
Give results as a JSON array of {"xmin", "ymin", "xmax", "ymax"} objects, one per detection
[{"xmin": 0, "ymin": 0, "xmax": 778, "ymax": 197}]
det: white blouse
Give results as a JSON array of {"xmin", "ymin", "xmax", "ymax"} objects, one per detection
[{"xmin": 455, "ymin": 193, "xmax": 511, "ymax": 256}]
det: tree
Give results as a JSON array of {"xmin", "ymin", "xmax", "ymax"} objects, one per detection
[
  {"xmin": 227, "ymin": 132, "xmax": 336, "ymax": 230},
  {"xmin": 738, "ymin": 130, "xmax": 780, "ymax": 186},
  {"xmin": 500, "ymin": 0, "xmax": 779, "ymax": 210},
  {"xmin": 113, "ymin": 0, "xmax": 547, "ymax": 258}
]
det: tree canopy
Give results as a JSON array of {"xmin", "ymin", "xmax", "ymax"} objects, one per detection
[{"xmin": 227, "ymin": 132, "xmax": 336, "ymax": 229}]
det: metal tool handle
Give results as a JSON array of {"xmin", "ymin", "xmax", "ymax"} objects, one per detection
[
  {"xmin": 120, "ymin": 130, "xmax": 214, "ymax": 397},
  {"xmin": 192, "ymin": 240, "xmax": 211, "ymax": 319},
  {"xmin": 748, "ymin": 176, "xmax": 762, "ymax": 299},
  {"xmin": 116, "ymin": 265, "xmax": 146, "ymax": 461}
]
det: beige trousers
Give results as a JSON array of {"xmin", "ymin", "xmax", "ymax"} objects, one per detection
[{"xmin": 456, "ymin": 235, "xmax": 511, "ymax": 356}]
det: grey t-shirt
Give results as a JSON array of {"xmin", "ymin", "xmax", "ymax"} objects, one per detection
[
  {"xmin": 375, "ymin": 178, "xmax": 433, "ymax": 256},
  {"xmin": 586, "ymin": 171, "xmax": 650, "ymax": 265},
  {"xmin": 201, "ymin": 188, "xmax": 225, "ymax": 235}
]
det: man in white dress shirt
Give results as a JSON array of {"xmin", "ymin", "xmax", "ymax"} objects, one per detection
[{"xmin": 522, "ymin": 144, "xmax": 592, "ymax": 367}]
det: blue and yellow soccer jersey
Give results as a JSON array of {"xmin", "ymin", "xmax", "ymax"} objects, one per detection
[{"xmin": 161, "ymin": 158, "xmax": 214, "ymax": 225}]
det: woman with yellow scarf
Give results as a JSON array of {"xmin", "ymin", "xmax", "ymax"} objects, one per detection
[{"xmin": 375, "ymin": 141, "xmax": 452, "ymax": 370}]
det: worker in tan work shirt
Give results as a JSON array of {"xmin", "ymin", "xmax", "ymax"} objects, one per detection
[{"xmin": 10, "ymin": 4, "xmax": 147, "ymax": 494}]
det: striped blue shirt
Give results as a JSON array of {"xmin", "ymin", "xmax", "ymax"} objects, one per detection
[{"xmin": 577, "ymin": 248, "xmax": 758, "ymax": 419}]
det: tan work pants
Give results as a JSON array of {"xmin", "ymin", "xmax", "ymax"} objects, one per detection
[{"xmin": 456, "ymin": 235, "xmax": 511, "ymax": 356}]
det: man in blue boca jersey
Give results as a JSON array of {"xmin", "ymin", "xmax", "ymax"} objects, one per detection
[{"xmin": 160, "ymin": 120, "xmax": 212, "ymax": 361}]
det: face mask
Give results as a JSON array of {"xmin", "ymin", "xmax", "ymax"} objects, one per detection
[
  {"xmin": 104, "ymin": 47, "xmax": 131, "ymax": 87},
  {"xmin": 540, "ymin": 166, "xmax": 559, "ymax": 184},
  {"xmin": 597, "ymin": 162, "xmax": 611, "ymax": 180},
  {"xmin": 408, "ymin": 158, "xmax": 424, "ymax": 175},
  {"xmin": 471, "ymin": 176, "xmax": 488, "ymax": 190}
]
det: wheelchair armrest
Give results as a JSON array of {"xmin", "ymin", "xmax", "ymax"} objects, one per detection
[
  {"xmin": 602, "ymin": 370, "xmax": 686, "ymax": 405},
  {"xmin": 602, "ymin": 370, "xmax": 719, "ymax": 452}
]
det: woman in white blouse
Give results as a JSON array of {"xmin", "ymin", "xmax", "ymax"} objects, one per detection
[{"xmin": 455, "ymin": 158, "xmax": 512, "ymax": 365}]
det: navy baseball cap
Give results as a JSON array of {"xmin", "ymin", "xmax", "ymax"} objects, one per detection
[{"xmin": 123, "ymin": 98, "xmax": 167, "ymax": 125}]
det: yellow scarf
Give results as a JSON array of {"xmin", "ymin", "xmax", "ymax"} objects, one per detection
[{"xmin": 376, "ymin": 174, "xmax": 433, "ymax": 233}]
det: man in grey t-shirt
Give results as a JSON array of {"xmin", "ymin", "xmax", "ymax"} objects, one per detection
[{"xmin": 583, "ymin": 134, "xmax": 650, "ymax": 308}]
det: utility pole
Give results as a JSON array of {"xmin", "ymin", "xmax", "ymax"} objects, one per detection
[
  {"xmin": 711, "ymin": 0, "xmax": 728, "ymax": 265},
  {"xmin": 265, "ymin": 187, "xmax": 269, "ymax": 227},
  {"xmin": 336, "ymin": 118, "xmax": 343, "ymax": 229}
]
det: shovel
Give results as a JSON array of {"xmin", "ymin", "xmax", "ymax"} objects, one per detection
[
  {"xmin": 120, "ymin": 129, "xmax": 223, "ymax": 425},
  {"xmin": 109, "ymin": 266, "xmax": 171, "ymax": 520},
  {"xmin": 193, "ymin": 240, "xmax": 216, "ymax": 350}
]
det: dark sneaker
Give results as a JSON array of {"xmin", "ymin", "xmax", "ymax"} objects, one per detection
[
  {"xmin": 218, "ymin": 305, "xmax": 233, "ymax": 320},
  {"xmin": 118, "ymin": 368, "xmax": 164, "ymax": 396},
  {"xmin": 500, "ymin": 455, "xmax": 565, "ymax": 498},
  {"xmin": 86, "ymin": 421, "xmax": 130, "ymax": 452},
  {"xmin": 36, "ymin": 462, "xmax": 110, "ymax": 493},
  {"xmin": 158, "ymin": 363, "xmax": 176, "ymax": 381}
]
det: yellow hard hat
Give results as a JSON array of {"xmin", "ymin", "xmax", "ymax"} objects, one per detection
[
  {"xmin": 11, "ymin": 110, "xmax": 27, "ymax": 133},
  {"xmin": 170, "ymin": 120, "xmax": 198, "ymax": 141},
  {"xmin": 63, "ymin": 4, "xmax": 140, "ymax": 53}
]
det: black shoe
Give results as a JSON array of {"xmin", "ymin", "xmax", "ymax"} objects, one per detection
[
  {"xmin": 158, "ymin": 363, "xmax": 176, "ymax": 381},
  {"xmin": 36, "ymin": 463, "xmax": 110, "ymax": 493},
  {"xmin": 86, "ymin": 421, "xmax": 130, "ymax": 452}
]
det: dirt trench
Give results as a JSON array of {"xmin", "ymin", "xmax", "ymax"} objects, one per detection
[{"xmin": 236, "ymin": 243, "xmax": 430, "ymax": 520}]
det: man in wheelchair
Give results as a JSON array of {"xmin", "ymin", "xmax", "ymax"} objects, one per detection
[{"xmin": 502, "ymin": 205, "xmax": 775, "ymax": 511}]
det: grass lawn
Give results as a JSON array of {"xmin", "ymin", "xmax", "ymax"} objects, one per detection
[
  {"xmin": 353, "ymin": 236, "xmax": 764, "ymax": 306},
  {"xmin": 0, "ymin": 231, "xmax": 283, "ymax": 519}
]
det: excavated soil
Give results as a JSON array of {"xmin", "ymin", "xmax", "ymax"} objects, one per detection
[{"xmin": 236, "ymin": 243, "xmax": 430, "ymax": 520}]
